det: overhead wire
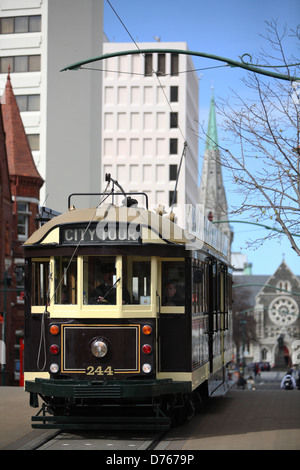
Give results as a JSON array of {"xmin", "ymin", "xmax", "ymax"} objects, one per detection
[
  {"xmin": 105, "ymin": 0, "xmax": 186, "ymax": 142},
  {"xmin": 49, "ymin": 179, "xmax": 112, "ymax": 306},
  {"xmin": 36, "ymin": 180, "xmax": 112, "ymax": 371},
  {"xmin": 34, "ymin": 2, "xmax": 217, "ymax": 370},
  {"xmin": 105, "ymin": 0, "xmax": 204, "ymax": 184},
  {"xmin": 80, "ymin": 63, "xmax": 229, "ymax": 75}
]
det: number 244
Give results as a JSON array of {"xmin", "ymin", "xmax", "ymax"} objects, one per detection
[{"xmin": 86, "ymin": 366, "xmax": 114, "ymax": 376}]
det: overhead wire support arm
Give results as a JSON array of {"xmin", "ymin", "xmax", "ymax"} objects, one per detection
[
  {"xmin": 212, "ymin": 219, "xmax": 300, "ymax": 237},
  {"xmin": 171, "ymin": 142, "xmax": 187, "ymax": 210},
  {"xmin": 60, "ymin": 48, "xmax": 300, "ymax": 82}
]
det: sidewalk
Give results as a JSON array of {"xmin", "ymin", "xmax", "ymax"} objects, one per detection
[
  {"xmin": 0, "ymin": 387, "xmax": 33, "ymax": 448},
  {"xmin": 258, "ymin": 371, "xmax": 286, "ymax": 381},
  {"xmin": 0, "ymin": 386, "xmax": 56, "ymax": 450}
]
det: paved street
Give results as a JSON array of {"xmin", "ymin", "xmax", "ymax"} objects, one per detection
[
  {"xmin": 1, "ymin": 371, "xmax": 299, "ymax": 450},
  {"xmin": 160, "ymin": 372, "xmax": 300, "ymax": 450}
]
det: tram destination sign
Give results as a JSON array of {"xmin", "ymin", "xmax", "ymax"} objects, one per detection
[{"xmin": 60, "ymin": 222, "xmax": 141, "ymax": 245}]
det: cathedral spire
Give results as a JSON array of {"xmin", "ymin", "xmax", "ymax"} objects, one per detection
[
  {"xmin": 205, "ymin": 88, "xmax": 219, "ymax": 150},
  {"xmin": 199, "ymin": 88, "xmax": 225, "ymax": 219},
  {"xmin": 198, "ymin": 89, "xmax": 233, "ymax": 254}
]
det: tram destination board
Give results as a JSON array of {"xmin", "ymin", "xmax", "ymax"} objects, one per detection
[{"xmin": 60, "ymin": 222, "xmax": 142, "ymax": 245}]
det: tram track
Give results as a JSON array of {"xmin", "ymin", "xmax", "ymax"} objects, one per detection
[{"xmin": 28, "ymin": 428, "xmax": 170, "ymax": 450}]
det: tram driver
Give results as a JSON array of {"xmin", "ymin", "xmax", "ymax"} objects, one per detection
[{"xmin": 89, "ymin": 263, "xmax": 131, "ymax": 305}]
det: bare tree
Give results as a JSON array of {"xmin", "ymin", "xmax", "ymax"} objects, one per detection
[
  {"xmin": 213, "ymin": 21, "xmax": 300, "ymax": 254},
  {"xmin": 232, "ymin": 285, "xmax": 257, "ymax": 359}
]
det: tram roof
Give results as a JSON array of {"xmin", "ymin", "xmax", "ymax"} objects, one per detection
[{"xmin": 24, "ymin": 204, "xmax": 191, "ymax": 247}]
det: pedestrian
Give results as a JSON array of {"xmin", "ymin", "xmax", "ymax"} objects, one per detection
[
  {"xmin": 297, "ymin": 370, "xmax": 300, "ymax": 390},
  {"xmin": 237, "ymin": 375, "xmax": 247, "ymax": 389},
  {"xmin": 246, "ymin": 376, "xmax": 256, "ymax": 390},
  {"xmin": 280, "ymin": 370, "xmax": 297, "ymax": 390}
]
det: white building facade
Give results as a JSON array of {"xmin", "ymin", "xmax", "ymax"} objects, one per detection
[
  {"xmin": 0, "ymin": 0, "xmax": 104, "ymax": 212},
  {"xmin": 102, "ymin": 42, "xmax": 199, "ymax": 227}
]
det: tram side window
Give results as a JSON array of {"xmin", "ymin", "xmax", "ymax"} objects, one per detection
[
  {"xmin": 218, "ymin": 268, "xmax": 227, "ymax": 313},
  {"xmin": 192, "ymin": 260, "xmax": 205, "ymax": 314},
  {"xmin": 161, "ymin": 261, "xmax": 185, "ymax": 306},
  {"xmin": 31, "ymin": 259, "xmax": 50, "ymax": 306},
  {"xmin": 54, "ymin": 257, "xmax": 77, "ymax": 304},
  {"xmin": 124, "ymin": 257, "xmax": 151, "ymax": 305}
]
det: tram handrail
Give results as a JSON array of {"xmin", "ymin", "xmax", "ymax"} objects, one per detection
[{"xmin": 68, "ymin": 192, "xmax": 149, "ymax": 210}]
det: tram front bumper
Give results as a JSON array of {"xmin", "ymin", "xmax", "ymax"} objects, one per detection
[{"xmin": 25, "ymin": 377, "xmax": 191, "ymax": 403}]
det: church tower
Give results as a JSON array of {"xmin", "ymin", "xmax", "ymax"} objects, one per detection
[
  {"xmin": 0, "ymin": 71, "xmax": 43, "ymax": 385},
  {"xmin": 2, "ymin": 70, "xmax": 43, "ymax": 256},
  {"xmin": 198, "ymin": 90, "xmax": 233, "ymax": 255}
]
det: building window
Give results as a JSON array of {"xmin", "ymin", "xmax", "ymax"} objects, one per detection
[
  {"xmin": 170, "ymin": 112, "xmax": 178, "ymax": 128},
  {"xmin": 170, "ymin": 86, "xmax": 178, "ymax": 102},
  {"xmin": 27, "ymin": 134, "xmax": 40, "ymax": 151},
  {"xmin": 0, "ymin": 15, "xmax": 41, "ymax": 34},
  {"xmin": 169, "ymin": 190, "xmax": 177, "ymax": 206},
  {"xmin": 171, "ymin": 53, "xmax": 179, "ymax": 76},
  {"xmin": 0, "ymin": 55, "xmax": 41, "ymax": 73},
  {"xmin": 278, "ymin": 281, "xmax": 290, "ymax": 292},
  {"xmin": 16, "ymin": 94, "xmax": 40, "ymax": 112},
  {"xmin": 157, "ymin": 53, "xmax": 166, "ymax": 75},
  {"xmin": 169, "ymin": 165, "xmax": 177, "ymax": 181},
  {"xmin": 169, "ymin": 138, "xmax": 178, "ymax": 154},
  {"xmin": 144, "ymin": 53, "xmax": 153, "ymax": 76},
  {"xmin": 17, "ymin": 202, "xmax": 30, "ymax": 239}
]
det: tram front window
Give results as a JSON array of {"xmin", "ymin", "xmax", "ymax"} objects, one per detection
[
  {"xmin": 83, "ymin": 256, "xmax": 151, "ymax": 305},
  {"xmin": 85, "ymin": 257, "xmax": 118, "ymax": 305},
  {"xmin": 124, "ymin": 257, "xmax": 151, "ymax": 305},
  {"xmin": 54, "ymin": 256, "xmax": 77, "ymax": 304}
]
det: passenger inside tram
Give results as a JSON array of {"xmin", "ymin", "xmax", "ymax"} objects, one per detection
[
  {"xmin": 161, "ymin": 261, "xmax": 185, "ymax": 307},
  {"xmin": 164, "ymin": 279, "xmax": 184, "ymax": 306}
]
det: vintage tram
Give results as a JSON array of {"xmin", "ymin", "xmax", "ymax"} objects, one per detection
[{"xmin": 24, "ymin": 178, "xmax": 233, "ymax": 429}]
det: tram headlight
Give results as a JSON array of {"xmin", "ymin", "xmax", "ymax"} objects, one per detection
[
  {"xmin": 91, "ymin": 339, "xmax": 108, "ymax": 358},
  {"xmin": 142, "ymin": 363, "xmax": 152, "ymax": 374},
  {"xmin": 50, "ymin": 363, "xmax": 59, "ymax": 374}
]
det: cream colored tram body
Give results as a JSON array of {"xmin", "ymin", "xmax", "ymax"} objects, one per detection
[{"xmin": 24, "ymin": 190, "xmax": 233, "ymax": 429}]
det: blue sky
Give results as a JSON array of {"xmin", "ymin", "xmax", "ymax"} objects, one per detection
[{"xmin": 103, "ymin": 0, "xmax": 300, "ymax": 275}]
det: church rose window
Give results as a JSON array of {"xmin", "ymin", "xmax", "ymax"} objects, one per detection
[{"xmin": 268, "ymin": 297, "xmax": 298, "ymax": 326}]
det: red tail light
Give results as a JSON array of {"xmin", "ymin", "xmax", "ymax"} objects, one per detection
[
  {"xmin": 50, "ymin": 344, "xmax": 59, "ymax": 354},
  {"xmin": 142, "ymin": 344, "xmax": 152, "ymax": 354}
]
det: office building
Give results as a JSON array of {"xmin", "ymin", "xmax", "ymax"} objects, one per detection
[
  {"xmin": 102, "ymin": 42, "xmax": 199, "ymax": 226},
  {"xmin": 0, "ymin": 0, "xmax": 104, "ymax": 212}
]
